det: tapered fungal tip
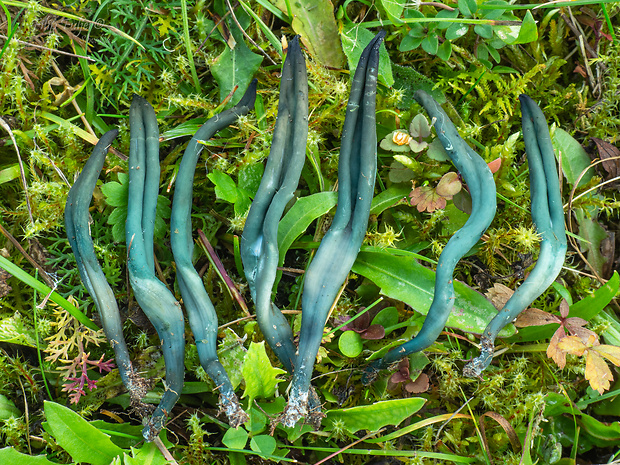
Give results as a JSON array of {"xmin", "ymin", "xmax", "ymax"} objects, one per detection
[{"xmin": 98, "ymin": 128, "xmax": 119, "ymax": 148}]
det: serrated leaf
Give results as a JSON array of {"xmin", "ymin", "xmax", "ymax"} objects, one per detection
[
  {"xmin": 0, "ymin": 447, "xmax": 60, "ymax": 464},
  {"xmin": 211, "ymin": 25, "xmax": 262, "ymax": 108},
  {"xmin": 101, "ymin": 173, "xmax": 128, "ymax": 207},
  {"xmin": 352, "ymin": 250, "xmax": 515, "ymax": 336},
  {"xmin": 324, "ymin": 397, "xmax": 426, "ymax": 434},
  {"xmin": 585, "ymin": 350, "xmax": 613, "ymax": 394},
  {"xmin": 242, "ymin": 341, "xmax": 286, "ymax": 401},
  {"xmin": 0, "ymin": 314, "xmax": 37, "ymax": 347},
  {"xmin": 593, "ymin": 344, "xmax": 620, "ymax": 366},
  {"xmin": 44, "ymin": 401, "xmax": 123, "ymax": 465},
  {"xmin": 273, "ymin": 0, "xmax": 345, "ymax": 68}
]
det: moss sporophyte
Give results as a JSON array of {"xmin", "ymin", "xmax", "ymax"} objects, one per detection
[{"xmin": 64, "ymin": 36, "xmax": 568, "ymax": 437}]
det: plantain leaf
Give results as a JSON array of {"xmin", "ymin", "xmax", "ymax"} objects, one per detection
[
  {"xmin": 352, "ymin": 250, "xmax": 515, "ymax": 336},
  {"xmin": 43, "ymin": 401, "xmax": 123, "ymax": 465},
  {"xmin": 277, "ymin": 192, "xmax": 338, "ymax": 265},
  {"xmin": 324, "ymin": 397, "xmax": 426, "ymax": 434},
  {"xmin": 551, "ymin": 127, "xmax": 593, "ymax": 187},
  {"xmin": 0, "ymin": 447, "xmax": 61, "ymax": 464},
  {"xmin": 271, "ymin": 0, "xmax": 345, "ymax": 68}
]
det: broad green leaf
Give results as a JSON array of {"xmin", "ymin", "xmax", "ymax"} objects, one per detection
[
  {"xmin": 207, "ymin": 170, "xmax": 239, "ymax": 203},
  {"xmin": 211, "ymin": 25, "xmax": 262, "ymax": 108},
  {"xmin": 0, "ymin": 314, "xmax": 37, "ymax": 347},
  {"xmin": 0, "ymin": 163, "xmax": 21, "ymax": 184},
  {"xmin": 238, "ymin": 163, "xmax": 264, "ymax": 198},
  {"xmin": 338, "ymin": 331, "xmax": 363, "ymax": 358},
  {"xmin": 277, "ymin": 192, "xmax": 338, "ymax": 266},
  {"xmin": 124, "ymin": 442, "xmax": 169, "ymax": 465},
  {"xmin": 241, "ymin": 341, "xmax": 286, "ymax": 401},
  {"xmin": 272, "ymin": 0, "xmax": 345, "ymax": 68},
  {"xmin": 508, "ymin": 271, "xmax": 619, "ymax": 343},
  {"xmin": 551, "ymin": 127, "xmax": 593, "ymax": 187},
  {"xmin": 222, "ymin": 427, "xmax": 249, "ymax": 450},
  {"xmin": 352, "ymin": 250, "xmax": 516, "ymax": 336},
  {"xmin": 0, "ymin": 394, "xmax": 20, "ymax": 419},
  {"xmin": 324, "ymin": 397, "xmax": 426, "ymax": 433},
  {"xmin": 89, "ymin": 420, "xmax": 143, "ymax": 450},
  {"xmin": 370, "ymin": 185, "xmax": 410, "ymax": 216},
  {"xmin": 250, "ymin": 434, "xmax": 277, "ymax": 455},
  {"xmin": 380, "ymin": 0, "xmax": 405, "ymax": 24},
  {"xmin": 0, "ymin": 447, "xmax": 60, "ymax": 464},
  {"xmin": 44, "ymin": 401, "xmax": 123, "ymax": 465},
  {"xmin": 341, "ymin": 24, "xmax": 394, "ymax": 87},
  {"xmin": 511, "ymin": 11, "xmax": 538, "ymax": 45}
]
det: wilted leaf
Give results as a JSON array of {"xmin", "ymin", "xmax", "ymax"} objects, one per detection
[
  {"xmin": 557, "ymin": 335, "xmax": 588, "ymax": 356},
  {"xmin": 485, "ymin": 283, "xmax": 514, "ymax": 310},
  {"xmin": 405, "ymin": 373, "xmax": 430, "ymax": 394},
  {"xmin": 435, "ymin": 172, "xmax": 462, "ymax": 199},
  {"xmin": 585, "ymin": 350, "xmax": 613, "ymax": 394},
  {"xmin": 593, "ymin": 344, "xmax": 620, "ymax": 366},
  {"xmin": 547, "ymin": 327, "xmax": 567, "ymax": 369},
  {"xmin": 409, "ymin": 186, "xmax": 446, "ymax": 212},
  {"xmin": 361, "ymin": 324, "xmax": 385, "ymax": 340},
  {"xmin": 242, "ymin": 342, "xmax": 286, "ymax": 401},
  {"xmin": 590, "ymin": 137, "xmax": 620, "ymax": 181},
  {"xmin": 515, "ymin": 307, "xmax": 560, "ymax": 327}
]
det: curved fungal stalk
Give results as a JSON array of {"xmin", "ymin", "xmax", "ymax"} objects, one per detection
[
  {"xmin": 240, "ymin": 38, "xmax": 307, "ymax": 374},
  {"xmin": 463, "ymin": 95, "xmax": 567, "ymax": 377},
  {"xmin": 170, "ymin": 81, "xmax": 257, "ymax": 428},
  {"xmin": 281, "ymin": 31, "xmax": 385, "ymax": 428},
  {"xmin": 65, "ymin": 130, "xmax": 147, "ymax": 404},
  {"xmin": 126, "ymin": 96, "xmax": 186, "ymax": 441},
  {"xmin": 363, "ymin": 90, "xmax": 497, "ymax": 383}
]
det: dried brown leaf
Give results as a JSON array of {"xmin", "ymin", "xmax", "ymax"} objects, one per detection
[
  {"xmin": 485, "ymin": 283, "xmax": 514, "ymax": 311},
  {"xmin": 547, "ymin": 327, "xmax": 567, "ymax": 369},
  {"xmin": 405, "ymin": 373, "xmax": 430, "ymax": 393},
  {"xmin": 585, "ymin": 350, "xmax": 613, "ymax": 394},
  {"xmin": 557, "ymin": 335, "xmax": 588, "ymax": 356},
  {"xmin": 515, "ymin": 307, "xmax": 560, "ymax": 327},
  {"xmin": 593, "ymin": 344, "xmax": 620, "ymax": 366}
]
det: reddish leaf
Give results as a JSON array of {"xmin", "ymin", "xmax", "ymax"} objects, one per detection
[
  {"xmin": 547, "ymin": 327, "xmax": 567, "ymax": 369},
  {"xmin": 515, "ymin": 307, "xmax": 560, "ymax": 328},
  {"xmin": 591, "ymin": 137, "xmax": 620, "ymax": 180},
  {"xmin": 361, "ymin": 324, "xmax": 385, "ymax": 340},
  {"xmin": 405, "ymin": 373, "xmax": 430, "ymax": 393}
]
